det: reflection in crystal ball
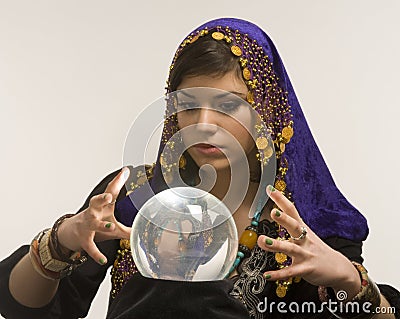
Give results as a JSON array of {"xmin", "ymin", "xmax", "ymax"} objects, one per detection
[{"xmin": 130, "ymin": 187, "xmax": 238, "ymax": 281}]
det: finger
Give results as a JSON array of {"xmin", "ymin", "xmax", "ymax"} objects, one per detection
[
  {"xmin": 104, "ymin": 167, "xmax": 130, "ymax": 199},
  {"xmin": 95, "ymin": 223, "xmax": 131, "ymax": 242},
  {"xmin": 114, "ymin": 224, "xmax": 132, "ymax": 240},
  {"xmin": 89, "ymin": 193, "xmax": 113, "ymax": 211},
  {"xmin": 81, "ymin": 238, "xmax": 108, "ymax": 266},
  {"xmin": 266, "ymin": 185, "xmax": 302, "ymax": 222},
  {"xmin": 98, "ymin": 220, "xmax": 128, "ymax": 235},
  {"xmin": 270, "ymin": 208, "xmax": 307, "ymax": 241},
  {"xmin": 257, "ymin": 235, "xmax": 302, "ymax": 257},
  {"xmin": 263, "ymin": 264, "xmax": 307, "ymax": 281}
]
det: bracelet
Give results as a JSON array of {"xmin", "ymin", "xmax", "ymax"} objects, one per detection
[
  {"xmin": 39, "ymin": 229, "xmax": 70, "ymax": 272},
  {"xmin": 50, "ymin": 213, "xmax": 88, "ymax": 268},
  {"xmin": 351, "ymin": 262, "xmax": 381, "ymax": 303},
  {"xmin": 319, "ymin": 262, "xmax": 381, "ymax": 319},
  {"xmin": 29, "ymin": 229, "xmax": 61, "ymax": 280},
  {"xmin": 29, "ymin": 214, "xmax": 87, "ymax": 280},
  {"xmin": 50, "ymin": 214, "xmax": 77, "ymax": 262}
]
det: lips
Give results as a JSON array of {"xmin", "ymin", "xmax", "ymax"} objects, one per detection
[{"xmin": 192, "ymin": 143, "xmax": 223, "ymax": 155}]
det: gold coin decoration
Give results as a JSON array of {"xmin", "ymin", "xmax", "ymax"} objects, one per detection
[
  {"xmin": 211, "ymin": 32, "xmax": 224, "ymax": 40},
  {"xmin": 275, "ymin": 252, "xmax": 287, "ymax": 263},
  {"xmin": 256, "ymin": 137, "xmax": 268, "ymax": 150},
  {"xmin": 280, "ymin": 143, "xmax": 286, "ymax": 153},
  {"xmin": 264, "ymin": 146, "xmax": 274, "ymax": 158},
  {"xmin": 276, "ymin": 284, "xmax": 287, "ymax": 298},
  {"xmin": 179, "ymin": 155, "xmax": 186, "ymax": 168},
  {"xmin": 294, "ymin": 276, "xmax": 302, "ymax": 283},
  {"xmin": 242, "ymin": 67, "xmax": 251, "ymax": 80},
  {"xmin": 231, "ymin": 45, "xmax": 242, "ymax": 56},
  {"xmin": 274, "ymin": 179, "xmax": 287, "ymax": 192},
  {"xmin": 246, "ymin": 91, "xmax": 254, "ymax": 104},
  {"xmin": 282, "ymin": 126, "xmax": 294, "ymax": 140}
]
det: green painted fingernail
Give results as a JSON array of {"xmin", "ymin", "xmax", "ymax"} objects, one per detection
[
  {"xmin": 275, "ymin": 210, "xmax": 281, "ymax": 217},
  {"xmin": 99, "ymin": 258, "xmax": 106, "ymax": 265},
  {"xmin": 268, "ymin": 185, "xmax": 275, "ymax": 193},
  {"xmin": 264, "ymin": 273, "xmax": 271, "ymax": 279},
  {"xmin": 265, "ymin": 238, "xmax": 273, "ymax": 245},
  {"xmin": 105, "ymin": 222, "xmax": 112, "ymax": 228}
]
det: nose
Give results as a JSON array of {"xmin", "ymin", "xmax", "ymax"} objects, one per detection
[{"xmin": 196, "ymin": 107, "xmax": 218, "ymax": 134}]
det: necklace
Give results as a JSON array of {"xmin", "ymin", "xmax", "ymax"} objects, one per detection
[
  {"xmin": 227, "ymin": 209, "xmax": 301, "ymax": 298},
  {"xmin": 227, "ymin": 211, "xmax": 262, "ymax": 276}
]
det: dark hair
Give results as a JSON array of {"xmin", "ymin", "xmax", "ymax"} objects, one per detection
[
  {"xmin": 169, "ymin": 33, "xmax": 242, "ymax": 91},
  {"xmin": 167, "ymin": 34, "xmax": 262, "ymax": 183}
]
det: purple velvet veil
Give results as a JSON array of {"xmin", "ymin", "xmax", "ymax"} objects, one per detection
[{"xmin": 116, "ymin": 17, "xmax": 368, "ymax": 242}]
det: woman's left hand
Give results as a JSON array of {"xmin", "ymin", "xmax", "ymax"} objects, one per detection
[{"xmin": 257, "ymin": 185, "xmax": 361, "ymax": 300}]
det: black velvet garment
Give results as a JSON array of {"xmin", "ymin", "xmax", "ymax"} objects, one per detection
[
  {"xmin": 107, "ymin": 273, "xmax": 250, "ymax": 319},
  {"xmin": 1, "ymin": 243, "xmax": 399, "ymax": 318},
  {"xmin": 0, "ymin": 170, "xmax": 399, "ymax": 318}
]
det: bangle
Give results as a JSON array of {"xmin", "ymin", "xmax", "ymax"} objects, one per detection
[
  {"xmin": 319, "ymin": 262, "xmax": 381, "ymax": 319},
  {"xmin": 29, "ymin": 229, "xmax": 61, "ymax": 280},
  {"xmin": 29, "ymin": 215, "xmax": 87, "ymax": 280},
  {"xmin": 349, "ymin": 262, "xmax": 381, "ymax": 317},
  {"xmin": 50, "ymin": 214, "xmax": 76, "ymax": 262},
  {"xmin": 50, "ymin": 213, "xmax": 88, "ymax": 268},
  {"xmin": 39, "ymin": 229, "xmax": 70, "ymax": 272}
]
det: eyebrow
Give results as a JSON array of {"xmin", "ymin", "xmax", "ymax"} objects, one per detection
[
  {"xmin": 177, "ymin": 91, "xmax": 196, "ymax": 98},
  {"xmin": 215, "ymin": 91, "xmax": 247, "ymax": 99},
  {"xmin": 177, "ymin": 90, "xmax": 247, "ymax": 99}
]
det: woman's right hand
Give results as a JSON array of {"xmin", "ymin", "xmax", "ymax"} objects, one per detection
[{"xmin": 57, "ymin": 167, "xmax": 131, "ymax": 265}]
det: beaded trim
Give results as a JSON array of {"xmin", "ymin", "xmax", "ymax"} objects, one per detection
[
  {"xmin": 110, "ymin": 239, "xmax": 137, "ymax": 299},
  {"xmin": 126, "ymin": 164, "xmax": 155, "ymax": 196},
  {"xmin": 110, "ymin": 164, "xmax": 154, "ymax": 299}
]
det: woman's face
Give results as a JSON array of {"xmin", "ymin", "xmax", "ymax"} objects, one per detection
[{"xmin": 176, "ymin": 71, "xmax": 256, "ymax": 172}]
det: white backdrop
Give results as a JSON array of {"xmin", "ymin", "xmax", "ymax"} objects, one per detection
[{"xmin": 0, "ymin": 1, "xmax": 399, "ymax": 318}]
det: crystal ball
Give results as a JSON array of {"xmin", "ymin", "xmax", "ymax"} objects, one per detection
[{"xmin": 130, "ymin": 187, "xmax": 238, "ymax": 281}]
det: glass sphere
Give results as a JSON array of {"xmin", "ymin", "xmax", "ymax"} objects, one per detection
[{"xmin": 130, "ymin": 187, "xmax": 238, "ymax": 281}]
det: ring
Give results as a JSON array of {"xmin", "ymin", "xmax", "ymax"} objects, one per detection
[
  {"xmin": 290, "ymin": 226, "xmax": 307, "ymax": 241},
  {"xmin": 108, "ymin": 200, "xmax": 116, "ymax": 205}
]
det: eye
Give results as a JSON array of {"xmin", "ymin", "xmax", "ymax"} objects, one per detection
[
  {"xmin": 216, "ymin": 100, "xmax": 242, "ymax": 113},
  {"xmin": 177, "ymin": 101, "xmax": 199, "ymax": 111}
]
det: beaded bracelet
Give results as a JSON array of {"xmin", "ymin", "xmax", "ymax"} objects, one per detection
[{"xmin": 319, "ymin": 262, "xmax": 381, "ymax": 319}]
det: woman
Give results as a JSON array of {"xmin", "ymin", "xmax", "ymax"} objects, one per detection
[{"xmin": 0, "ymin": 18, "xmax": 399, "ymax": 319}]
